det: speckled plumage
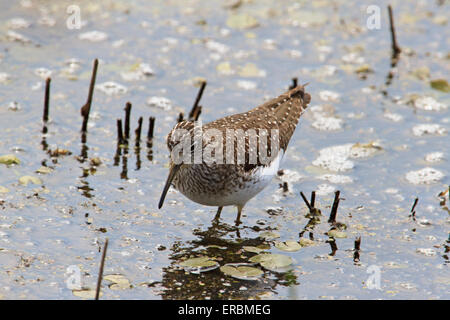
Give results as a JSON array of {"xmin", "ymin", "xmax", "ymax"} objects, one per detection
[{"xmin": 159, "ymin": 85, "xmax": 311, "ymax": 223}]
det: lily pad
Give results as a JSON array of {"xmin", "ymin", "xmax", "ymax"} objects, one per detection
[
  {"xmin": 179, "ymin": 256, "xmax": 219, "ymax": 274},
  {"xmin": 216, "ymin": 61, "xmax": 234, "ymax": 75},
  {"xmin": 226, "ymin": 13, "xmax": 259, "ymax": 30},
  {"xmin": 0, "ymin": 154, "xmax": 20, "ymax": 165},
  {"xmin": 430, "ymin": 79, "xmax": 450, "ymax": 93},
  {"xmin": 259, "ymin": 231, "xmax": 280, "ymax": 240},
  {"xmin": 242, "ymin": 245, "xmax": 269, "ymax": 253},
  {"xmin": 411, "ymin": 66, "xmax": 430, "ymax": 80},
  {"xmin": 238, "ymin": 63, "xmax": 266, "ymax": 77},
  {"xmin": 249, "ymin": 253, "xmax": 293, "ymax": 271},
  {"xmin": 104, "ymin": 274, "xmax": 132, "ymax": 290},
  {"xmin": 220, "ymin": 263, "xmax": 263, "ymax": 280},
  {"xmin": 72, "ymin": 289, "xmax": 100, "ymax": 299},
  {"xmin": 19, "ymin": 175, "xmax": 42, "ymax": 186},
  {"xmin": 36, "ymin": 166, "xmax": 53, "ymax": 174},
  {"xmin": 299, "ymin": 238, "xmax": 316, "ymax": 247},
  {"xmin": 327, "ymin": 230, "xmax": 347, "ymax": 238},
  {"xmin": 275, "ymin": 240, "xmax": 302, "ymax": 252}
]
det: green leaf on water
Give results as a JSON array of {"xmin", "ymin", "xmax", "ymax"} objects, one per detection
[
  {"xmin": 0, "ymin": 154, "xmax": 20, "ymax": 165},
  {"xmin": 275, "ymin": 240, "xmax": 302, "ymax": 252},
  {"xmin": 19, "ymin": 175, "xmax": 42, "ymax": 186},
  {"xmin": 259, "ymin": 231, "xmax": 280, "ymax": 240},
  {"xmin": 238, "ymin": 63, "xmax": 266, "ymax": 77},
  {"xmin": 242, "ymin": 245, "xmax": 268, "ymax": 253},
  {"xmin": 226, "ymin": 13, "xmax": 259, "ymax": 30},
  {"xmin": 327, "ymin": 229, "xmax": 347, "ymax": 238},
  {"xmin": 299, "ymin": 238, "xmax": 316, "ymax": 247},
  {"xmin": 430, "ymin": 79, "xmax": 450, "ymax": 93},
  {"xmin": 36, "ymin": 166, "xmax": 53, "ymax": 174},
  {"xmin": 220, "ymin": 264, "xmax": 263, "ymax": 280},
  {"xmin": 72, "ymin": 289, "xmax": 99, "ymax": 299},
  {"xmin": 249, "ymin": 253, "xmax": 293, "ymax": 270},
  {"xmin": 179, "ymin": 256, "xmax": 219, "ymax": 273},
  {"xmin": 411, "ymin": 66, "xmax": 430, "ymax": 80},
  {"xmin": 104, "ymin": 274, "xmax": 132, "ymax": 290}
]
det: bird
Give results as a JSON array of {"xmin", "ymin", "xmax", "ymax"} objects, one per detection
[{"xmin": 158, "ymin": 85, "xmax": 311, "ymax": 224}]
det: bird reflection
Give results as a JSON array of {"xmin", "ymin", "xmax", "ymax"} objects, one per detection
[{"xmin": 157, "ymin": 218, "xmax": 297, "ymax": 300}]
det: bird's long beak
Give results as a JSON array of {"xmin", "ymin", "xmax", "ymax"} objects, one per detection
[{"xmin": 158, "ymin": 164, "xmax": 181, "ymax": 209}]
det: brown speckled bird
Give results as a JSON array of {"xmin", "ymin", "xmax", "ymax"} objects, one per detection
[{"xmin": 159, "ymin": 85, "xmax": 311, "ymax": 224}]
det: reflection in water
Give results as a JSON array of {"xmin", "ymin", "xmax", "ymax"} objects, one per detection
[
  {"xmin": 159, "ymin": 219, "xmax": 298, "ymax": 300},
  {"xmin": 120, "ymin": 147, "xmax": 129, "ymax": 180},
  {"xmin": 76, "ymin": 136, "xmax": 94, "ymax": 198},
  {"xmin": 135, "ymin": 146, "xmax": 142, "ymax": 171}
]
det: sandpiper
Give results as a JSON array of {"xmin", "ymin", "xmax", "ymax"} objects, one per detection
[{"xmin": 158, "ymin": 85, "xmax": 310, "ymax": 223}]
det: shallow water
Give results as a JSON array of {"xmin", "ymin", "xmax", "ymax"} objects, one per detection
[{"xmin": 0, "ymin": 0, "xmax": 449, "ymax": 299}]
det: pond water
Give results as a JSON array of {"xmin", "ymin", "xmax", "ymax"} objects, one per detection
[{"xmin": 0, "ymin": 0, "xmax": 448, "ymax": 299}]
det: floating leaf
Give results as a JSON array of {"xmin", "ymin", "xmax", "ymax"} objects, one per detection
[
  {"xmin": 19, "ymin": 175, "xmax": 42, "ymax": 186},
  {"xmin": 104, "ymin": 274, "xmax": 132, "ymax": 290},
  {"xmin": 249, "ymin": 253, "xmax": 293, "ymax": 271},
  {"xmin": 216, "ymin": 61, "xmax": 234, "ymax": 75},
  {"xmin": 0, "ymin": 186, "xmax": 9, "ymax": 193},
  {"xmin": 242, "ymin": 245, "xmax": 269, "ymax": 253},
  {"xmin": 0, "ymin": 154, "xmax": 20, "ymax": 165},
  {"xmin": 355, "ymin": 64, "xmax": 373, "ymax": 74},
  {"xmin": 226, "ymin": 13, "xmax": 259, "ymax": 30},
  {"xmin": 275, "ymin": 240, "xmax": 302, "ymax": 252},
  {"xmin": 90, "ymin": 157, "xmax": 102, "ymax": 166},
  {"xmin": 299, "ymin": 238, "xmax": 316, "ymax": 247},
  {"xmin": 179, "ymin": 256, "xmax": 219, "ymax": 274},
  {"xmin": 49, "ymin": 148, "xmax": 72, "ymax": 157},
  {"xmin": 36, "ymin": 166, "xmax": 53, "ymax": 174},
  {"xmin": 430, "ymin": 79, "xmax": 450, "ymax": 93},
  {"xmin": 220, "ymin": 263, "xmax": 263, "ymax": 280},
  {"xmin": 259, "ymin": 231, "xmax": 280, "ymax": 240},
  {"xmin": 238, "ymin": 63, "xmax": 266, "ymax": 77},
  {"xmin": 411, "ymin": 66, "xmax": 430, "ymax": 80},
  {"xmin": 327, "ymin": 230, "xmax": 347, "ymax": 238},
  {"xmin": 72, "ymin": 289, "xmax": 99, "ymax": 299},
  {"xmin": 350, "ymin": 142, "xmax": 382, "ymax": 158}
]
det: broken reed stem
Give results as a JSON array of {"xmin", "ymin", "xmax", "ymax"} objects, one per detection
[
  {"xmin": 192, "ymin": 106, "xmax": 202, "ymax": 121},
  {"xmin": 81, "ymin": 59, "xmax": 99, "ymax": 133},
  {"xmin": 177, "ymin": 112, "xmax": 184, "ymax": 123},
  {"xmin": 353, "ymin": 236, "xmax": 361, "ymax": 263},
  {"xmin": 135, "ymin": 116, "xmax": 143, "ymax": 148},
  {"xmin": 117, "ymin": 119, "xmax": 124, "ymax": 145},
  {"xmin": 42, "ymin": 77, "xmax": 51, "ymax": 133},
  {"xmin": 300, "ymin": 191, "xmax": 312, "ymax": 211},
  {"xmin": 124, "ymin": 102, "xmax": 132, "ymax": 141},
  {"xmin": 95, "ymin": 238, "xmax": 109, "ymax": 300},
  {"xmin": 410, "ymin": 197, "xmax": 418, "ymax": 220},
  {"xmin": 147, "ymin": 116, "xmax": 155, "ymax": 140},
  {"xmin": 189, "ymin": 81, "xmax": 206, "ymax": 120},
  {"xmin": 289, "ymin": 77, "xmax": 298, "ymax": 90},
  {"xmin": 310, "ymin": 191, "xmax": 316, "ymax": 209},
  {"xmin": 328, "ymin": 190, "xmax": 341, "ymax": 223},
  {"xmin": 388, "ymin": 5, "xmax": 401, "ymax": 57},
  {"xmin": 354, "ymin": 236, "xmax": 361, "ymax": 251}
]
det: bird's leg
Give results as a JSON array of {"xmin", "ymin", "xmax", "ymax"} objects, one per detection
[
  {"xmin": 235, "ymin": 205, "xmax": 243, "ymax": 225},
  {"xmin": 213, "ymin": 206, "xmax": 223, "ymax": 222}
]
